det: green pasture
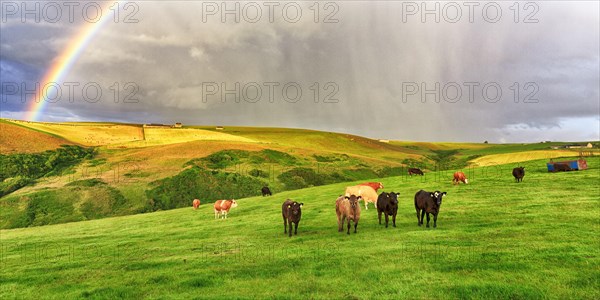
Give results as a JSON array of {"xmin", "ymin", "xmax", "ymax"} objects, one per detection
[{"xmin": 1, "ymin": 156, "xmax": 598, "ymax": 299}]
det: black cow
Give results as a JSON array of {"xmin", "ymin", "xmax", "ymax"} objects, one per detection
[
  {"xmin": 261, "ymin": 186, "xmax": 272, "ymax": 196},
  {"xmin": 414, "ymin": 190, "xmax": 446, "ymax": 228},
  {"xmin": 377, "ymin": 192, "xmax": 399, "ymax": 228},
  {"xmin": 512, "ymin": 167, "xmax": 525, "ymax": 182},
  {"xmin": 408, "ymin": 168, "xmax": 424, "ymax": 176},
  {"xmin": 282, "ymin": 199, "xmax": 303, "ymax": 237}
]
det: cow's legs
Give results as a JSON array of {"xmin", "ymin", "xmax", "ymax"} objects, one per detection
[
  {"xmin": 392, "ymin": 213, "xmax": 397, "ymax": 227},
  {"xmin": 365, "ymin": 202, "xmax": 369, "ymax": 210},
  {"xmin": 347, "ymin": 219, "xmax": 351, "ymax": 235},
  {"xmin": 294, "ymin": 222, "xmax": 298, "ymax": 235},
  {"xmin": 354, "ymin": 220, "xmax": 358, "ymax": 233},
  {"xmin": 283, "ymin": 216, "xmax": 287, "ymax": 234},
  {"xmin": 384, "ymin": 213, "xmax": 389, "ymax": 228},
  {"xmin": 416, "ymin": 208, "xmax": 421, "ymax": 226},
  {"xmin": 214, "ymin": 210, "xmax": 218, "ymax": 219},
  {"xmin": 433, "ymin": 213, "xmax": 438, "ymax": 228},
  {"xmin": 420, "ymin": 210, "xmax": 426, "ymax": 226},
  {"xmin": 426, "ymin": 213, "xmax": 430, "ymax": 228},
  {"xmin": 378, "ymin": 210, "xmax": 382, "ymax": 225}
]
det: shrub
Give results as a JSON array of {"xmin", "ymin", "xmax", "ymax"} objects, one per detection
[
  {"xmin": 248, "ymin": 169, "xmax": 269, "ymax": 178},
  {"xmin": 0, "ymin": 145, "xmax": 95, "ymax": 196},
  {"xmin": 313, "ymin": 154, "xmax": 349, "ymax": 163},
  {"xmin": 24, "ymin": 191, "xmax": 78, "ymax": 227},
  {"xmin": 200, "ymin": 150, "xmax": 249, "ymax": 169},
  {"xmin": 377, "ymin": 166, "xmax": 405, "ymax": 178},
  {"xmin": 0, "ymin": 176, "xmax": 34, "ymax": 197},
  {"xmin": 145, "ymin": 166, "xmax": 265, "ymax": 211},
  {"xmin": 277, "ymin": 167, "xmax": 351, "ymax": 190},
  {"xmin": 66, "ymin": 178, "xmax": 107, "ymax": 187}
]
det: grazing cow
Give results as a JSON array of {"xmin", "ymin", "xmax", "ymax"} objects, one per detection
[
  {"xmin": 512, "ymin": 167, "xmax": 525, "ymax": 182},
  {"xmin": 408, "ymin": 168, "xmax": 424, "ymax": 176},
  {"xmin": 377, "ymin": 192, "xmax": 399, "ymax": 228},
  {"xmin": 261, "ymin": 186, "xmax": 272, "ymax": 196},
  {"xmin": 213, "ymin": 200, "xmax": 238, "ymax": 219},
  {"xmin": 192, "ymin": 199, "xmax": 201, "ymax": 210},
  {"xmin": 336, "ymin": 195, "xmax": 361, "ymax": 234},
  {"xmin": 358, "ymin": 182, "xmax": 384, "ymax": 192},
  {"xmin": 554, "ymin": 163, "xmax": 572, "ymax": 172},
  {"xmin": 414, "ymin": 190, "xmax": 446, "ymax": 228},
  {"xmin": 282, "ymin": 199, "xmax": 303, "ymax": 237},
  {"xmin": 453, "ymin": 171, "xmax": 469, "ymax": 185},
  {"xmin": 344, "ymin": 185, "xmax": 378, "ymax": 210}
]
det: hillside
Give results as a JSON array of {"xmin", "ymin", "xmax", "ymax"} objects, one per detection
[
  {"xmin": 1, "ymin": 156, "xmax": 598, "ymax": 299},
  {"xmin": 0, "ymin": 119, "xmax": 73, "ymax": 154},
  {"xmin": 1, "ymin": 119, "xmax": 597, "ymax": 229}
]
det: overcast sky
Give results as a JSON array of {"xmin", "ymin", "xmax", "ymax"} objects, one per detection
[{"xmin": 1, "ymin": 1, "xmax": 598, "ymax": 143}]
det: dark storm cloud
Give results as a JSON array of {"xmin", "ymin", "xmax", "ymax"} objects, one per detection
[{"xmin": 0, "ymin": 1, "xmax": 598, "ymax": 142}]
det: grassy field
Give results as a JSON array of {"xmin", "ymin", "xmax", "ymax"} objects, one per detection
[
  {"xmin": 1, "ymin": 156, "xmax": 598, "ymax": 299},
  {"xmin": 7, "ymin": 121, "xmax": 144, "ymax": 146},
  {"xmin": 469, "ymin": 150, "xmax": 584, "ymax": 166}
]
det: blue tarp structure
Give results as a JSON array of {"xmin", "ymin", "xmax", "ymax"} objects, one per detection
[{"xmin": 547, "ymin": 159, "xmax": 588, "ymax": 172}]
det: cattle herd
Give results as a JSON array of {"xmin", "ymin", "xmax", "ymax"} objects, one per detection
[{"xmin": 197, "ymin": 167, "xmax": 526, "ymax": 237}]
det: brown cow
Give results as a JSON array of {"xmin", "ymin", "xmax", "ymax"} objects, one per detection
[
  {"xmin": 453, "ymin": 171, "xmax": 468, "ymax": 184},
  {"xmin": 192, "ymin": 199, "xmax": 201, "ymax": 210},
  {"xmin": 213, "ymin": 200, "xmax": 238, "ymax": 219},
  {"xmin": 358, "ymin": 182, "xmax": 384, "ymax": 192},
  {"xmin": 336, "ymin": 195, "xmax": 361, "ymax": 234},
  {"xmin": 282, "ymin": 199, "xmax": 303, "ymax": 237}
]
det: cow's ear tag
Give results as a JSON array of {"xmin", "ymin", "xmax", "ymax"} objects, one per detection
[{"xmin": 288, "ymin": 205, "xmax": 291, "ymax": 208}]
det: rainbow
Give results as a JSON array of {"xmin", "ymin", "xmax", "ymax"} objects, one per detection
[{"xmin": 25, "ymin": 1, "xmax": 118, "ymax": 121}]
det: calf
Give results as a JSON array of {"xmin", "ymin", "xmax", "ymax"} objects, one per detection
[
  {"xmin": 453, "ymin": 171, "xmax": 468, "ymax": 184},
  {"xmin": 336, "ymin": 195, "xmax": 361, "ymax": 234},
  {"xmin": 261, "ymin": 186, "xmax": 272, "ymax": 196},
  {"xmin": 377, "ymin": 192, "xmax": 399, "ymax": 228},
  {"xmin": 213, "ymin": 199, "xmax": 238, "ymax": 219},
  {"xmin": 358, "ymin": 182, "xmax": 384, "ymax": 192},
  {"xmin": 512, "ymin": 167, "xmax": 525, "ymax": 182},
  {"xmin": 344, "ymin": 185, "xmax": 378, "ymax": 210},
  {"xmin": 414, "ymin": 190, "xmax": 446, "ymax": 228},
  {"xmin": 408, "ymin": 168, "xmax": 424, "ymax": 176},
  {"xmin": 192, "ymin": 199, "xmax": 201, "ymax": 210},
  {"xmin": 282, "ymin": 199, "xmax": 303, "ymax": 237}
]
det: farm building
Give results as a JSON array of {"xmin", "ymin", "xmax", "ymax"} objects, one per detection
[
  {"xmin": 547, "ymin": 159, "xmax": 588, "ymax": 172},
  {"xmin": 173, "ymin": 122, "xmax": 183, "ymax": 128},
  {"xmin": 566, "ymin": 143, "xmax": 593, "ymax": 149},
  {"xmin": 216, "ymin": 126, "xmax": 224, "ymax": 130},
  {"xmin": 378, "ymin": 139, "xmax": 390, "ymax": 143},
  {"xmin": 551, "ymin": 143, "xmax": 593, "ymax": 150}
]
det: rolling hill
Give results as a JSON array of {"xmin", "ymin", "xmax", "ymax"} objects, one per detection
[
  {"xmin": 0, "ymin": 118, "xmax": 597, "ymax": 230},
  {"xmin": 0, "ymin": 119, "xmax": 73, "ymax": 154}
]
